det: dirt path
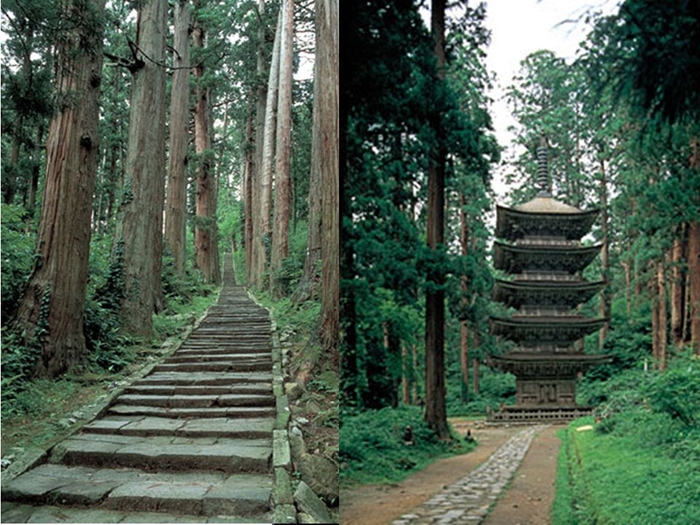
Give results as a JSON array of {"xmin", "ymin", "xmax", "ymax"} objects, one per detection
[
  {"xmin": 340, "ymin": 423, "xmax": 522, "ymax": 525},
  {"xmin": 483, "ymin": 425, "xmax": 563, "ymax": 525}
]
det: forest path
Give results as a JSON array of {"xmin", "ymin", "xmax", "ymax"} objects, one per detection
[
  {"xmin": 1, "ymin": 256, "xmax": 288, "ymax": 523},
  {"xmin": 341, "ymin": 423, "xmax": 560, "ymax": 525}
]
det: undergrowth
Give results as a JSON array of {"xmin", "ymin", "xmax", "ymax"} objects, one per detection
[
  {"xmin": 554, "ymin": 355, "xmax": 700, "ymax": 524},
  {"xmin": 340, "ymin": 405, "xmax": 476, "ymax": 487}
]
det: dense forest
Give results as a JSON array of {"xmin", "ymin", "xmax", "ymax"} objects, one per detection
[
  {"xmin": 1, "ymin": 0, "xmax": 338, "ymax": 435},
  {"xmin": 340, "ymin": 0, "xmax": 700, "ymax": 496}
]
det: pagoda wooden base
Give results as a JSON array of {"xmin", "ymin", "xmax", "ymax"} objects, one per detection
[{"xmin": 487, "ymin": 404, "xmax": 594, "ymax": 423}]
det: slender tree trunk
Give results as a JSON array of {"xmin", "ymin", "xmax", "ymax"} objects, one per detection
[
  {"xmin": 459, "ymin": 194, "xmax": 470, "ymax": 402},
  {"xmin": 244, "ymin": 109, "xmax": 255, "ymax": 284},
  {"xmin": 671, "ymin": 225, "xmax": 687, "ymax": 347},
  {"xmin": 651, "ymin": 267, "xmax": 660, "ymax": 367},
  {"xmin": 192, "ymin": 21, "xmax": 220, "ymax": 285},
  {"xmin": 689, "ymin": 220, "xmax": 700, "ymax": 355},
  {"xmin": 424, "ymin": 0, "xmax": 449, "ymax": 440},
  {"xmin": 252, "ymin": 13, "xmax": 282, "ymax": 287},
  {"xmin": 12, "ymin": 0, "xmax": 105, "ymax": 378},
  {"xmin": 118, "ymin": 0, "xmax": 167, "ymax": 336},
  {"xmin": 657, "ymin": 259, "xmax": 668, "ymax": 370},
  {"xmin": 599, "ymin": 157, "xmax": 610, "ymax": 348},
  {"xmin": 472, "ymin": 356, "xmax": 480, "ymax": 395},
  {"xmin": 165, "ymin": 0, "xmax": 191, "ymax": 276},
  {"xmin": 270, "ymin": 0, "xmax": 294, "ymax": 298}
]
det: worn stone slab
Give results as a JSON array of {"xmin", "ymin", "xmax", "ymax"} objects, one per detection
[
  {"xmin": 273, "ymin": 429, "xmax": 291, "ymax": 469},
  {"xmin": 51, "ymin": 479, "xmax": 124, "ymax": 505},
  {"xmin": 294, "ymin": 481, "xmax": 332, "ymax": 524},
  {"xmin": 202, "ymin": 474, "xmax": 271, "ymax": 516},
  {"xmin": 119, "ymin": 416, "xmax": 187, "ymax": 435},
  {"xmin": 273, "ymin": 467, "xmax": 294, "ymax": 505},
  {"xmin": 106, "ymin": 481, "xmax": 211, "ymax": 514},
  {"xmin": 108, "ymin": 404, "xmax": 276, "ymax": 419},
  {"xmin": 178, "ymin": 417, "xmax": 274, "ymax": 438},
  {"xmin": 24, "ymin": 505, "xmax": 129, "ymax": 523},
  {"xmin": 218, "ymin": 394, "xmax": 274, "ymax": 407},
  {"xmin": 276, "ymin": 395, "xmax": 291, "ymax": 429},
  {"xmin": 1, "ymin": 502, "xmax": 35, "ymax": 523},
  {"xmin": 135, "ymin": 371, "xmax": 273, "ymax": 386},
  {"xmin": 82, "ymin": 418, "xmax": 135, "ymax": 434},
  {"xmin": 272, "ymin": 503, "xmax": 298, "ymax": 524},
  {"xmin": 117, "ymin": 394, "xmax": 219, "ymax": 408}
]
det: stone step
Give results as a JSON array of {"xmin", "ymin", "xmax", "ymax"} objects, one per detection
[
  {"xmin": 174, "ymin": 346, "xmax": 271, "ymax": 356},
  {"xmin": 82, "ymin": 416, "xmax": 274, "ymax": 439},
  {"xmin": 167, "ymin": 353, "xmax": 271, "ymax": 364},
  {"xmin": 153, "ymin": 360, "xmax": 271, "ymax": 373},
  {"xmin": 133, "ymin": 371, "xmax": 274, "ymax": 386},
  {"xmin": 108, "ymin": 404, "xmax": 276, "ymax": 419},
  {"xmin": 2, "ymin": 464, "xmax": 272, "ymax": 517},
  {"xmin": 125, "ymin": 383, "xmax": 272, "ymax": 396},
  {"xmin": 115, "ymin": 394, "xmax": 274, "ymax": 408},
  {"xmin": 49, "ymin": 434, "xmax": 272, "ymax": 474}
]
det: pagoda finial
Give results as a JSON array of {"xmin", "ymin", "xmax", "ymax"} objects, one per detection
[{"xmin": 536, "ymin": 135, "xmax": 550, "ymax": 196}]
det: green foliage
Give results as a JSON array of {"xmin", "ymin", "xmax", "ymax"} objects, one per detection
[
  {"xmin": 554, "ymin": 415, "xmax": 700, "ymax": 525},
  {"xmin": 0, "ymin": 204, "xmax": 36, "ymax": 322},
  {"xmin": 340, "ymin": 405, "xmax": 475, "ymax": 486}
]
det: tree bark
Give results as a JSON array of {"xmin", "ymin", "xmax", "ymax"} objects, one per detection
[
  {"xmin": 317, "ymin": 0, "xmax": 340, "ymax": 361},
  {"xmin": 270, "ymin": 0, "xmax": 294, "ymax": 298},
  {"xmin": 599, "ymin": 157, "xmax": 610, "ymax": 348},
  {"xmin": 165, "ymin": 0, "xmax": 191, "ymax": 276},
  {"xmin": 252, "ymin": 12, "xmax": 281, "ymax": 287},
  {"xmin": 424, "ymin": 0, "xmax": 449, "ymax": 440},
  {"xmin": 657, "ymin": 259, "xmax": 668, "ymax": 370},
  {"xmin": 12, "ymin": 0, "xmax": 105, "ymax": 378},
  {"xmin": 689, "ymin": 220, "xmax": 700, "ymax": 355},
  {"xmin": 192, "ymin": 20, "xmax": 221, "ymax": 285},
  {"xmin": 118, "ymin": 0, "xmax": 167, "ymax": 336},
  {"xmin": 670, "ymin": 225, "xmax": 687, "ymax": 347},
  {"xmin": 244, "ymin": 109, "xmax": 255, "ymax": 284},
  {"xmin": 459, "ymin": 193, "xmax": 470, "ymax": 403}
]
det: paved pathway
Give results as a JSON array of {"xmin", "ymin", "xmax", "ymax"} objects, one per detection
[
  {"xmin": 1, "ymin": 256, "xmax": 283, "ymax": 523},
  {"xmin": 391, "ymin": 425, "xmax": 547, "ymax": 525}
]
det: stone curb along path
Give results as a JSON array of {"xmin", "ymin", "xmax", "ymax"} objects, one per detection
[
  {"xmin": 0, "ymin": 254, "xmax": 306, "ymax": 524},
  {"xmin": 391, "ymin": 425, "xmax": 547, "ymax": 525}
]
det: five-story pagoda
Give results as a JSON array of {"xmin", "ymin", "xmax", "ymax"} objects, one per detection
[{"xmin": 489, "ymin": 143, "xmax": 610, "ymax": 422}]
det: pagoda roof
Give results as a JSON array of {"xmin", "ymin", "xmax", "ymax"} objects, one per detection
[
  {"xmin": 490, "ymin": 353, "xmax": 611, "ymax": 377},
  {"xmin": 491, "ymin": 316, "xmax": 607, "ymax": 345},
  {"xmin": 493, "ymin": 278, "xmax": 605, "ymax": 308},
  {"xmin": 493, "ymin": 241, "xmax": 602, "ymax": 274},
  {"xmin": 496, "ymin": 198, "xmax": 599, "ymax": 241}
]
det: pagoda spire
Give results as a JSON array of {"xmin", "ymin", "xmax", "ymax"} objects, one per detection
[{"xmin": 537, "ymin": 135, "xmax": 550, "ymax": 196}]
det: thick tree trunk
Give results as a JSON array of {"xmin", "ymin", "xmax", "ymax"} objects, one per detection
[
  {"xmin": 165, "ymin": 0, "xmax": 191, "ymax": 276},
  {"xmin": 192, "ymin": 22, "xmax": 221, "ymax": 285},
  {"xmin": 270, "ymin": 0, "xmax": 294, "ymax": 299},
  {"xmin": 118, "ymin": 0, "xmax": 167, "ymax": 336},
  {"xmin": 424, "ymin": 0, "xmax": 449, "ymax": 440},
  {"xmin": 689, "ymin": 220, "xmax": 700, "ymax": 354},
  {"xmin": 12, "ymin": 0, "xmax": 105, "ymax": 378},
  {"xmin": 317, "ymin": 0, "xmax": 340, "ymax": 361},
  {"xmin": 252, "ymin": 12, "xmax": 281, "ymax": 287}
]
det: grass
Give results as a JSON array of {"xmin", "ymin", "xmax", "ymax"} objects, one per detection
[
  {"xmin": 554, "ymin": 417, "xmax": 700, "ymax": 525},
  {"xmin": 340, "ymin": 405, "xmax": 476, "ymax": 487}
]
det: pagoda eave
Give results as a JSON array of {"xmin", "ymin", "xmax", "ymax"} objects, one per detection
[
  {"xmin": 493, "ymin": 278, "xmax": 605, "ymax": 308},
  {"xmin": 493, "ymin": 241, "xmax": 603, "ymax": 274},
  {"xmin": 489, "ymin": 353, "xmax": 611, "ymax": 378},
  {"xmin": 495, "ymin": 204, "xmax": 599, "ymax": 241},
  {"xmin": 491, "ymin": 316, "xmax": 608, "ymax": 345}
]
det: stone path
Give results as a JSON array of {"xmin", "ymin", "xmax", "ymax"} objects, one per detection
[
  {"xmin": 391, "ymin": 425, "xmax": 547, "ymax": 525},
  {"xmin": 1, "ymin": 256, "xmax": 292, "ymax": 523}
]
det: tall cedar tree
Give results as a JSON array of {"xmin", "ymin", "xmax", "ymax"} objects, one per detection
[
  {"xmin": 270, "ymin": 0, "xmax": 294, "ymax": 298},
  {"xmin": 193, "ymin": 13, "xmax": 221, "ymax": 285},
  {"xmin": 165, "ymin": 0, "xmax": 191, "ymax": 276},
  {"xmin": 317, "ymin": 0, "xmax": 340, "ymax": 361},
  {"xmin": 424, "ymin": 0, "xmax": 450, "ymax": 440},
  {"xmin": 12, "ymin": 0, "xmax": 106, "ymax": 378},
  {"xmin": 118, "ymin": 0, "xmax": 167, "ymax": 336}
]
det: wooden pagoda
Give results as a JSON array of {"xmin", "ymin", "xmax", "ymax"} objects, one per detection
[{"xmin": 489, "ymin": 144, "xmax": 610, "ymax": 422}]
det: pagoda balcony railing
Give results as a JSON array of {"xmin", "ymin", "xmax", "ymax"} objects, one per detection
[
  {"xmin": 514, "ymin": 271, "xmax": 581, "ymax": 281},
  {"xmin": 516, "ymin": 237, "xmax": 580, "ymax": 247}
]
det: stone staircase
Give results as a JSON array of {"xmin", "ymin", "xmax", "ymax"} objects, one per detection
[{"xmin": 1, "ymin": 257, "xmax": 290, "ymax": 523}]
